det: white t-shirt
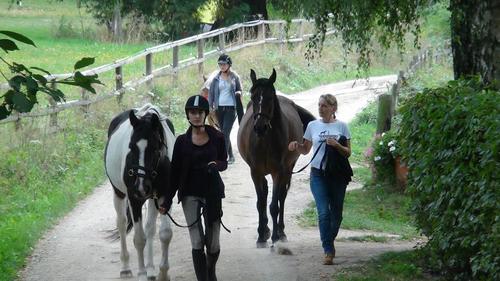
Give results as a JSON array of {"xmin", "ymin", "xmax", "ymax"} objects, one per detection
[
  {"xmin": 303, "ymin": 119, "xmax": 351, "ymax": 170},
  {"xmin": 218, "ymin": 78, "xmax": 234, "ymax": 106}
]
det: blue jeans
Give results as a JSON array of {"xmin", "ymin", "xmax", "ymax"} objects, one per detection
[
  {"xmin": 216, "ymin": 106, "xmax": 236, "ymax": 158},
  {"xmin": 310, "ymin": 167, "xmax": 347, "ymax": 254}
]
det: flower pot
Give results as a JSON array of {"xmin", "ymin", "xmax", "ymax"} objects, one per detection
[{"xmin": 394, "ymin": 156, "xmax": 408, "ymax": 189}]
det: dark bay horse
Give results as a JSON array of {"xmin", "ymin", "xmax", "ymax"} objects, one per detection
[
  {"xmin": 237, "ymin": 69, "xmax": 316, "ymax": 247},
  {"xmin": 105, "ymin": 104, "xmax": 175, "ymax": 281}
]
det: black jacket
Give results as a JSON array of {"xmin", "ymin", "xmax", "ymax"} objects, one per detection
[
  {"xmin": 321, "ymin": 135, "xmax": 353, "ymax": 185},
  {"xmin": 162, "ymin": 125, "xmax": 227, "ymax": 205}
]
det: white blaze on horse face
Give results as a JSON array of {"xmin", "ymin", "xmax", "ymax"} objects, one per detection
[
  {"xmin": 137, "ymin": 139, "xmax": 148, "ymax": 194},
  {"xmin": 258, "ymin": 94, "xmax": 263, "ymax": 114}
]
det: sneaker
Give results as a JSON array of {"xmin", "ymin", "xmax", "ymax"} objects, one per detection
[
  {"xmin": 228, "ymin": 156, "xmax": 235, "ymax": 164},
  {"xmin": 323, "ymin": 253, "xmax": 334, "ymax": 265}
]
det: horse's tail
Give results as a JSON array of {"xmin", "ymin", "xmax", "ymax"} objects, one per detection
[
  {"xmin": 294, "ymin": 104, "xmax": 316, "ymax": 132},
  {"xmin": 105, "ymin": 205, "xmax": 134, "ymax": 242}
]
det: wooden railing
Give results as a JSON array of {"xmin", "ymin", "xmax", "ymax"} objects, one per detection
[
  {"xmin": 1, "ymin": 19, "xmax": 335, "ymax": 126},
  {"xmin": 376, "ymin": 42, "xmax": 452, "ymax": 134}
]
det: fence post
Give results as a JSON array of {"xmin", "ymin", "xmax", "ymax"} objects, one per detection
[
  {"xmin": 218, "ymin": 32, "xmax": 225, "ymax": 52},
  {"xmin": 146, "ymin": 53, "xmax": 153, "ymax": 89},
  {"xmin": 376, "ymin": 94, "xmax": 392, "ymax": 134},
  {"xmin": 48, "ymin": 80, "xmax": 58, "ymax": 127},
  {"xmin": 13, "ymin": 111, "xmax": 21, "ymax": 131},
  {"xmin": 197, "ymin": 38, "xmax": 204, "ymax": 76},
  {"xmin": 115, "ymin": 66, "xmax": 123, "ymax": 104},
  {"xmin": 298, "ymin": 20, "xmax": 304, "ymax": 40},
  {"xmin": 279, "ymin": 22, "xmax": 285, "ymax": 54},
  {"xmin": 81, "ymin": 88, "xmax": 89, "ymax": 117},
  {"xmin": 428, "ymin": 49, "xmax": 433, "ymax": 67},
  {"xmin": 172, "ymin": 45, "xmax": 179, "ymax": 87},
  {"xmin": 238, "ymin": 26, "xmax": 245, "ymax": 44},
  {"xmin": 258, "ymin": 22, "xmax": 265, "ymax": 41}
]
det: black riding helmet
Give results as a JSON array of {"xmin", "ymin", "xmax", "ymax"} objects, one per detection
[
  {"xmin": 185, "ymin": 95, "xmax": 209, "ymax": 121},
  {"xmin": 217, "ymin": 54, "xmax": 232, "ymax": 66}
]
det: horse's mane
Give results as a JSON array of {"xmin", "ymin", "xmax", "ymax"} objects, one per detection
[
  {"xmin": 294, "ymin": 103, "xmax": 316, "ymax": 132},
  {"xmin": 135, "ymin": 103, "xmax": 168, "ymax": 121}
]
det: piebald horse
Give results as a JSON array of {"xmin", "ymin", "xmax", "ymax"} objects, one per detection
[
  {"xmin": 105, "ymin": 104, "xmax": 175, "ymax": 281},
  {"xmin": 237, "ymin": 69, "xmax": 316, "ymax": 247}
]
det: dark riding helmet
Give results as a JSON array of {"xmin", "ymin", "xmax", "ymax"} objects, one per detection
[
  {"xmin": 185, "ymin": 95, "xmax": 209, "ymax": 119},
  {"xmin": 217, "ymin": 54, "xmax": 232, "ymax": 66}
]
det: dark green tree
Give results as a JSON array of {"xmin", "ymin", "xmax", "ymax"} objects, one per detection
[{"xmin": 81, "ymin": 0, "xmax": 206, "ymax": 41}]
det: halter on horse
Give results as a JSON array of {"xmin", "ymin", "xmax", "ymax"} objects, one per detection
[
  {"xmin": 105, "ymin": 104, "xmax": 175, "ymax": 281},
  {"xmin": 237, "ymin": 69, "xmax": 316, "ymax": 247}
]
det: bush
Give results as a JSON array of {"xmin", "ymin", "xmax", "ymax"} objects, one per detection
[
  {"xmin": 368, "ymin": 130, "xmax": 400, "ymax": 186},
  {"xmin": 398, "ymin": 78, "xmax": 500, "ymax": 280}
]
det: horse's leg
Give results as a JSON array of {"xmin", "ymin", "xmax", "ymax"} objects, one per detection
[
  {"xmin": 158, "ymin": 207, "xmax": 173, "ymax": 281},
  {"xmin": 269, "ymin": 173, "xmax": 280, "ymax": 243},
  {"xmin": 113, "ymin": 193, "xmax": 132, "ymax": 278},
  {"xmin": 130, "ymin": 201, "xmax": 148, "ymax": 281},
  {"xmin": 278, "ymin": 175, "xmax": 291, "ymax": 242},
  {"xmin": 144, "ymin": 200, "xmax": 158, "ymax": 280},
  {"xmin": 251, "ymin": 170, "xmax": 270, "ymax": 247},
  {"xmin": 270, "ymin": 173, "xmax": 290, "ymax": 243}
]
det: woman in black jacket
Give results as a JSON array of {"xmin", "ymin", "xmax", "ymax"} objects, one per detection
[{"xmin": 160, "ymin": 95, "xmax": 227, "ymax": 281}]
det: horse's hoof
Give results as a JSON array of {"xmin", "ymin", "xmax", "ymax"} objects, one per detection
[
  {"xmin": 280, "ymin": 235, "xmax": 288, "ymax": 242},
  {"xmin": 120, "ymin": 270, "xmax": 133, "ymax": 278},
  {"xmin": 256, "ymin": 241, "xmax": 268, "ymax": 248}
]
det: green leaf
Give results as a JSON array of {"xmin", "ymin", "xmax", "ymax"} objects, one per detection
[
  {"xmin": 8, "ymin": 75, "xmax": 25, "ymax": 91},
  {"xmin": 0, "ymin": 39, "xmax": 19, "ymax": 53},
  {"xmin": 0, "ymin": 30, "xmax": 36, "ymax": 47},
  {"xmin": 0, "ymin": 105, "xmax": 10, "ymax": 120},
  {"xmin": 32, "ymin": 74, "xmax": 47, "ymax": 85},
  {"xmin": 25, "ymin": 76, "xmax": 39, "ymax": 96},
  {"xmin": 74, "ymin": 57, "xmax": 95, "ymax": 70},
  {"xmin": 12, "ymin": 91, "xmax": 34, "ymax": 113},
  {"xmin": 30, "ymin": 67, "xmax": 51, "ymax": 76}
]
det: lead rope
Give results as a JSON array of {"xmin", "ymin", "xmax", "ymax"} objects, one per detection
[
  {"xmin": 292, "ymin": 141, "xmax": 325, "ymax": 174},
  {"xmin": 154, "ymin": 197, "xmax": 231, "ymax": 233}
]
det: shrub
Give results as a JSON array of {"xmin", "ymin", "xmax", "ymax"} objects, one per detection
[
  {"xmin": 398, "ymin": 77, "xmax": 500, "ymax": 280},
  {"xmin": 368, "ymin": 130, "xmax": 400, "ymax": 186}
]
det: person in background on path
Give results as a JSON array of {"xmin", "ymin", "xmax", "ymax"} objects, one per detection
[
  {"xmin": 159, "ymin": 95, "xmax": 228, "ymax": 281},
  {"xmin": 202, "ymin": 54, "xmax": 243, "ymax": 164},
  {"xmin": 287, "ymin": 94, "xmax": 351, "ymax": 265}
]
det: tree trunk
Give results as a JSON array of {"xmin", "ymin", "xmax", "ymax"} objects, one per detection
[
  {"xmin": 112, "ymin": 0, "xmax": 122, "ymax": 42},
  {"xmin": 450, "ymin": 0, "xmax": 500, "ymax": 88},
  {"xmin": 243, "ymin": 0, "xmax": 268, "ymax": 20}
]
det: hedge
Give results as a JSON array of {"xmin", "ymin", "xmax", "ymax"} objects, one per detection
[{"xmin": 398, "ymin": 78, "xmax": 499, "ymax": 280}]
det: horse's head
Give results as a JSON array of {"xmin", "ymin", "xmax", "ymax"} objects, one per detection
[
  {"xmin": 250, "ymin": 68, "xmax": 278, "ymax": 137},
  {"xmin": 125, "ymin": 110, "xmax": 165, "ymax": 200}
]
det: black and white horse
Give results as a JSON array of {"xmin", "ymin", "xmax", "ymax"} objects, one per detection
[{"xmin": 105, "ymin": 104, "xmax": 175, "ymax": 281}]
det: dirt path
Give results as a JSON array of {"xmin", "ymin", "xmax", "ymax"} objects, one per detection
[{"xmin": 19, "ymin": 75, "xmax": 416, "ymax": 281}]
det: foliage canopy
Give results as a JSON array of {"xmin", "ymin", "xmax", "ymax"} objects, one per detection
[{"xmin": 274, "ymin": 0, "xmax": 430, "ymax": 68}]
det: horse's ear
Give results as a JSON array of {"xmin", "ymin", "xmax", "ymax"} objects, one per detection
[
  {"xmin": 269, "ymin": 68, "xmax": 276, "ymax": 84},
  {"xmin": 129, "ymin": 110, "xmax": 139, "ymax": 127},
  {"xmin": 250, "ymin": 69, "xmax": 257, "ymax": 84}
]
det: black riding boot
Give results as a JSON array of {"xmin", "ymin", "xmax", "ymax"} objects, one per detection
[
  {"xmin": 192, "ymin": 249, "xmax": 207, "ymax": 281},
  {"xmin": 207, "ymin": 250, "xmax": 220, "ymax": 281}
]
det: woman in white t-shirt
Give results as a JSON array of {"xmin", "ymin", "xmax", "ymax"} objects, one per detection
[{"xmin": 288, "ymin": 94, "xmax": 351, "ymax": 265}]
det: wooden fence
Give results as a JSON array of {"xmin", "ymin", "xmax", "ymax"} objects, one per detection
[
  {"xmin": 1, "ymin": 19, "xmax": 335, "ymax": 127},
  {"xmin": 376, "ymin": 42, "xmax": 452, "ymax": 134}
]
